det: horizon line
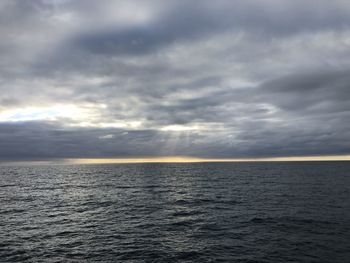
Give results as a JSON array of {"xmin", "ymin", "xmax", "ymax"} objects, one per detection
[{"xmin": 1, "ymin": 155, "xmax": 350, "ymax": 165}]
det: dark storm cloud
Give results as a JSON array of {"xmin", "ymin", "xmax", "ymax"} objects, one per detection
[{"xmin": 1, "ymin": 0, "xmax": 350, "ymax": 160}]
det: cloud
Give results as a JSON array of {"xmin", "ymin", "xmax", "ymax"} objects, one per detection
[
  {"xmin": 1, "ymin": 0, "xmax": 350, "ymax": 160},
  {"xmin": 98, "ymin": 134, "xmax": 114, "ymax": 140},
  {"xmin": 259, "ymin": 69, "xmax": 350, "ymax": 113},
  {"xmin": 66, "ymin": 0, "xmax": 350, "ymax": 56}
]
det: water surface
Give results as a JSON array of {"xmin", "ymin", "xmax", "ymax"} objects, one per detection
[{"xmin": 1, "ymin": 162, "xmax": 349, "ymax": 262}]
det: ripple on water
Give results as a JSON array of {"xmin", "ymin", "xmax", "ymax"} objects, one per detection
[{"xmin": 1, "ymin": 162, "xmax": 350, "ymax": 262}]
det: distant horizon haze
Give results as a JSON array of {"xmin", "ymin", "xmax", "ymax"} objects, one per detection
[{"xmin": 1, "ymin": 155, "xmax": 350, "ymax": 166}]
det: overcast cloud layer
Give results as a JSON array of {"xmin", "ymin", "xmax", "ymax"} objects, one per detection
[{"xmin": 1, "ymin": 0, "xmax": 350, "ymax": 160}]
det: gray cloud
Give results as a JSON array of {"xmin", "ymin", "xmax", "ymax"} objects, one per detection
[
  {"xmin": 1, "ymin": 0, "xmax": 350, "ymax": 160},
  {"xmin": 69, "ymin": 0, "xmax": 350, "ymax": 56}
]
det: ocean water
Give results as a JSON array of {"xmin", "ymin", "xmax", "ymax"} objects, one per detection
[{"xmin": 0, "ymin": 162, "xmax": 349, "ymax": 262}]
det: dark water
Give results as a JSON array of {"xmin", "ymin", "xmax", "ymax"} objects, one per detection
[{"xmin": 0, "ymin": 162, "xmax": 350, "ymax": 262}]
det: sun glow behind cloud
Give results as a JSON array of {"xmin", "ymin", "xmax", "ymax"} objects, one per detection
[
  {"xmin": 0, "ymin": 105, "xmax": 87, "ymax": 122},
  {"xmin": 0, "ymin": 103, "xmax": 143, "ymax": 129},
  {"xmin": 160, "ymin": 124, "xmax": 205, "ymax": 132}
]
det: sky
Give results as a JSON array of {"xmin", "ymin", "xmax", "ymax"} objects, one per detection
[{"xmin": 1, "ymin": 0, "xmax": 350, "ymax": 161}]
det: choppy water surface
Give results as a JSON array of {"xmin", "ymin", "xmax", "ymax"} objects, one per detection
[{"xmin": 1, "ymin": 162, "xmax": 350, "ymax": 262}]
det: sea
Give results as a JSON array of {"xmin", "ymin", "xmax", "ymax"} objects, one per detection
[{"xmin": 0, "ymin": 162, "xmax": 349, "ymax": 262}]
